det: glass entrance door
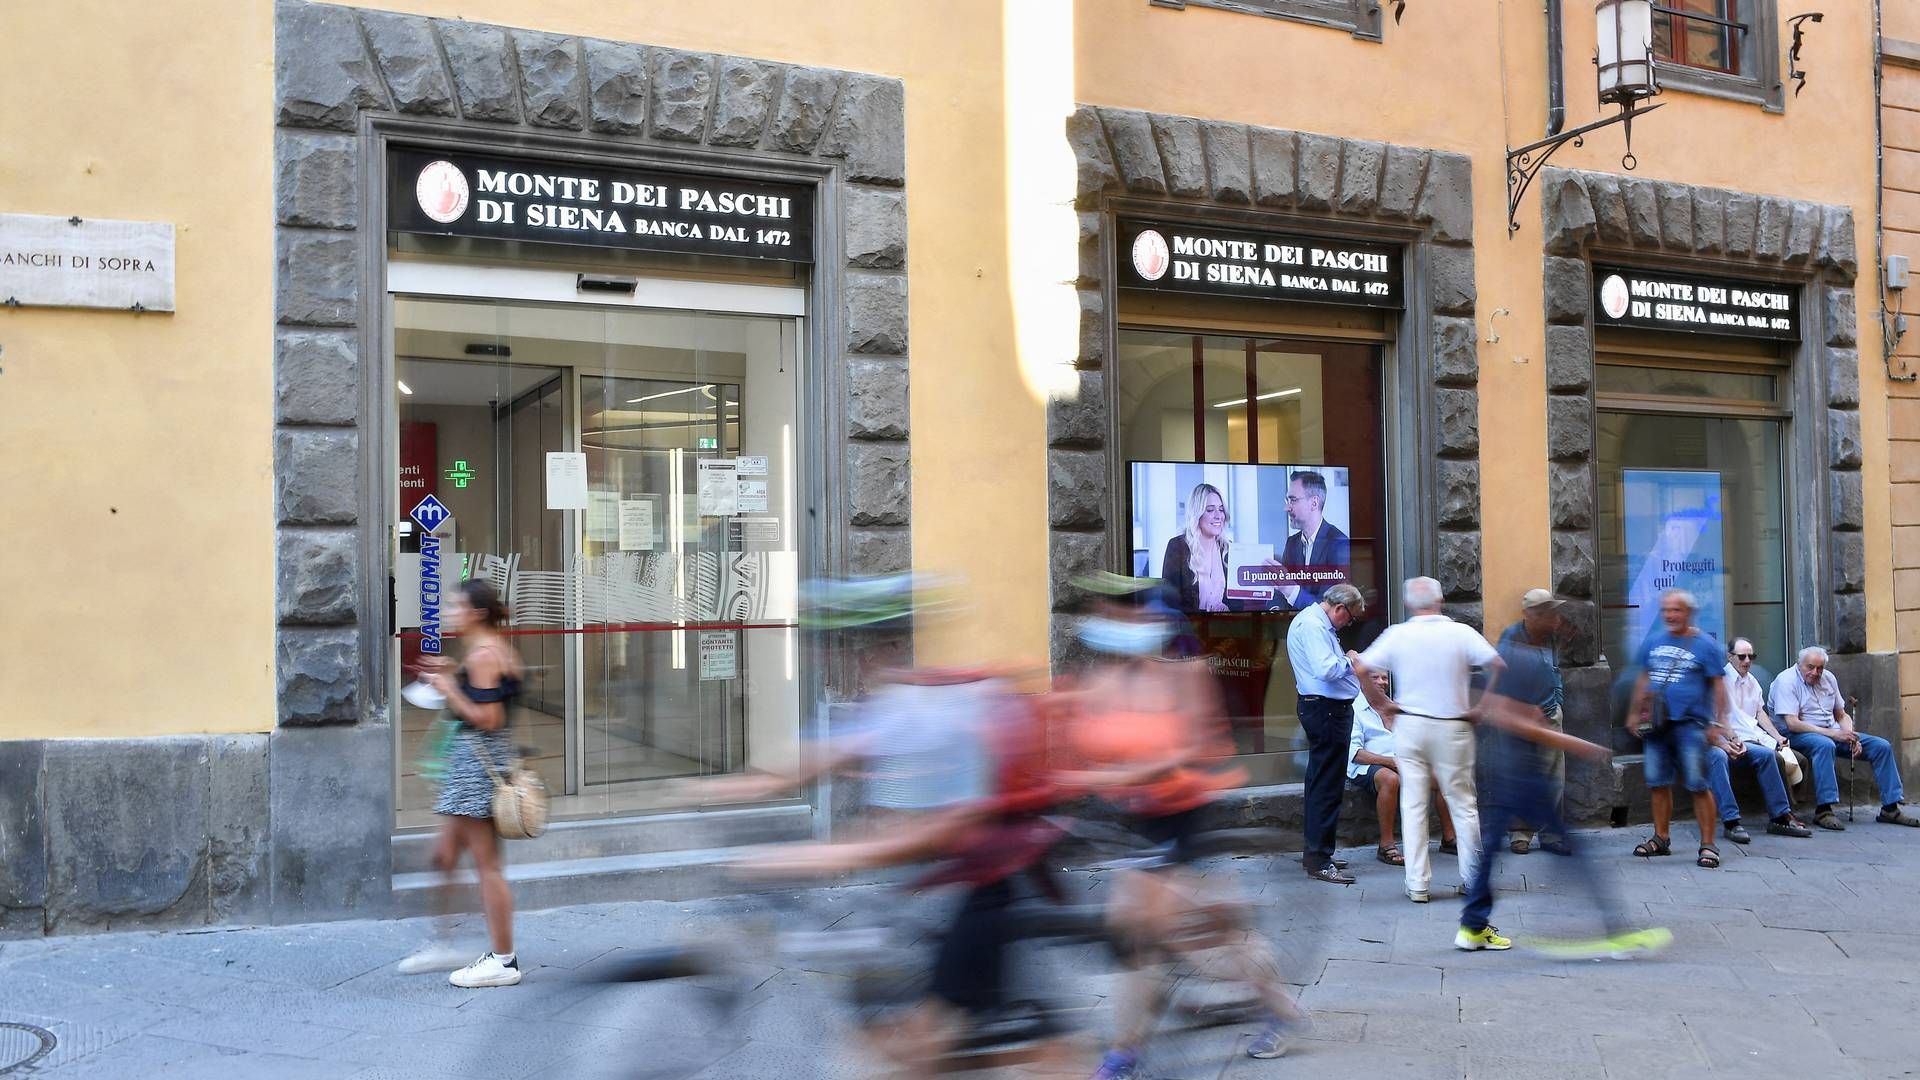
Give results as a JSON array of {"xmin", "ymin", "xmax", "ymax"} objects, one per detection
[{"xmin": 391, "ymin": 295, "xmax": 802, "ymax": 828}]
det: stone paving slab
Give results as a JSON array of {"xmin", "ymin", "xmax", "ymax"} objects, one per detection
[{"xmin": 3, "ymin": 820, "xmax": 1919, "ymax": 1078}]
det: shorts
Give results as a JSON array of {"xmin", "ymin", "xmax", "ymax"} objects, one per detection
[
  {"xmin": 1643, "ymin": 720, "xmax": 1710, "ymax": 793},
  {"xmin": 1350, "ymin": 763, "xmax": 1388, "ymax": 798}
]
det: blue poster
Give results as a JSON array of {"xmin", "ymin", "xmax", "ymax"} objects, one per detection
[{"xmin": 1623, "ymin": 469, "xmax": 1725, "ymax": 653}]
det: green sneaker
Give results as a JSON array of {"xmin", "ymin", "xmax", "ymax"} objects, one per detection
[
  {"xmin": 1604, "ymin": 927, "xmax": 1673, "ymax": 960},
  {"xmin": 1527, "ymin": 935, "xmax": 1614, "ymax": 960},
  {"xmin": 1454, "ymin": 925, "xmax": 1512, "ymax": 951}
]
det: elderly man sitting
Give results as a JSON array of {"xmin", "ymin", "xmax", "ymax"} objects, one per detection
[
  {"xmin": 1348, "ymin": 668, "xmax": 1457, "ymax": 869},
  {"xmin": 1770, "ymin": 646, "xmax": 1919, "ymax": 830},
  {"xmin": 1704, "ymin": 638, "xmax": 1811, "ymax": 843}
]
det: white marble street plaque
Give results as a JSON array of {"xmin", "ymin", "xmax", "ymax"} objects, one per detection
[{"xmin": 0, "ymin": 212, "xmax": 175, "ymax": 311}]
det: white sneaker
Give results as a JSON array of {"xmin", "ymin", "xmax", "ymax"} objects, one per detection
[
  {"xmin": 1406, "ymin": 888, "xmax": 1430, "ymax": 903},
  {"xmin": 449, "ymin": 952, "xmax": 522, "ymax": 988},
  {"xmin": 395, "ymin": 942, "xmax": 469, "ymax": 975}
]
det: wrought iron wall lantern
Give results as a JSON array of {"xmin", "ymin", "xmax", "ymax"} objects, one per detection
[{"xmin": 1507, "ymin": 0, "xmax": 1666, "ymax": 234}]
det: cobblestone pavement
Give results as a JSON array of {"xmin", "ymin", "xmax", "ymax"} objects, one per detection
[{"xmin": 3, "ymin": 815, "xmax": 1919, "ymax": 1079}]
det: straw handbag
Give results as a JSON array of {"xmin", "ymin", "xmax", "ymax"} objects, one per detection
[{"xmin": 471, "ymin": 736, "xmax": 550, "ymax": 840}]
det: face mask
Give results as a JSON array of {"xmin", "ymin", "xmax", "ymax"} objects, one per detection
[{"xmin": 1080, "ymin": 616, "xmax": 1173, "ymax": 657}]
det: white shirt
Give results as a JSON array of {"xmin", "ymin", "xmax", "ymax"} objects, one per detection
[
  {"xmin": 1357, "ymin": 614, "xmax": 1499, "ymax": 720},
  {"xmin": 1347, "ymin": 698, "xmax": 1395, "ymax": 780},
  {"xmin": 1723, "ymin": 665, "xmax": 1773, "ymax": 746}
]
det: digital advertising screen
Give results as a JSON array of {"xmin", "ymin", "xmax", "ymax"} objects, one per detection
[{"xmin": 1129, "ymin": 461, "xmax": 1353, "ymax": 614}]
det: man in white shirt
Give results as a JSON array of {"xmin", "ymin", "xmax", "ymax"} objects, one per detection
[
  {"xmin": 1771, "ymin": 646, "xmax": 1919, "ymax": 830},
  {"xmin": 1703, "ymin": 639, "xmax": 1810, "ymax": 843},
  {"xmin": 1354, "ymin": 577, "xmax": 1503, "ymax": 903},
  {"xmin": 1348, "ymin": 669, "xmax": 1457, "ymax": 867}
]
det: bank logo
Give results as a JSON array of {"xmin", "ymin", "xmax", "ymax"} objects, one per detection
[
  {"xmin": 1132, "ymin": 229, "xmax": 1170, "ymax": 281},
  {"xmin": 1599, "ymin": 274, "xmax": 1631, "ymax": 320},
  {"xmin": 410, "ymin": 494, "xmax": 452, "ymax": 533},
  {"xmin": 416, "ymin": 161, "xmax": 470, "ymax": 224}
]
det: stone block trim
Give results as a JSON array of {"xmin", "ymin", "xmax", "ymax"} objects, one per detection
[
  {"xmin": 0, "ymin": 735, "xmax": 272, "ymax": 936},
  {"xmin": 1538, "ymin": 166, "xmax": 1863, "ymax": 658},
  {"xmin": 272, "ymin": 0, "xmax": 914, "ymax": 737},
  {"xmin": 1055, "ymin": 104, "xmax": 1481, "ymax": 669}
]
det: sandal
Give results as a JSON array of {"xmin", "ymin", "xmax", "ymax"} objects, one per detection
[
  {"xmin": 1633, "ymin": 834, "xmax": 1672, "ymax": 858},
  {"xmin": 1376, "ymin": 844, "xmax": 1404, "ymax": 866},
  {"xmin": 1696, "ymin": 844, "xmax": 1720, "ymax": 869},
  {"xmin": 1510, "ymin": 837, "xmax": 1532, "ymax": 855}
]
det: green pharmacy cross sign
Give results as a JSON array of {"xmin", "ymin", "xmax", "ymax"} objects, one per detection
[{"xmin": 444, "ymin": 460, "xmax": 477, "ymax": 489}]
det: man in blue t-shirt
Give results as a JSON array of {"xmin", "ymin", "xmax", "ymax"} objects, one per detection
[{"xmin": 1626, "ymin": 589, "xmax": 1730, "ymax": 868}]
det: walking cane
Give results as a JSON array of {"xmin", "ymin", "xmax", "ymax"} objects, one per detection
[{"xmin": 1848, "ymin": 696, "xmax": 1859, "ymax": 824}]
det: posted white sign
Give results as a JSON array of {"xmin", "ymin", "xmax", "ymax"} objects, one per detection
[
  {"xmin": 0, "ymin": 212, "xmax": 175, "ymax": 311},
  {"xmin": 545, "ymin": 452, "xmax": 589, "ymax": 510},
  {"xmin": 699, "ymin": 631, "xmax": 738, "ymax": 681}
]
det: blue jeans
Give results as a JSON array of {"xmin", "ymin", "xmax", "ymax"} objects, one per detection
[
  {"xmin": 1462, "ymin": 732, "xmax": 1624, "ymax": 936},
  {"xmin": 1788, "ymin": 730, "xmax": 1905, "ymax": 807},
  {"xmin": 1705, "ymin": 742, "xmax": 1792, "ymax": 822},
  {"xmin": 1643, "ymin": 720, "xmax": 1710, "ymax": 793}
]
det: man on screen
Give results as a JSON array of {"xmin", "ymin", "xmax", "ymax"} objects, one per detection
[{"xmin": 1277, "ymin": 471, "xmax": 1351, "ymax": 610}]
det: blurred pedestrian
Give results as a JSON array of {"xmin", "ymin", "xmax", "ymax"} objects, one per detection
[
  {"xmin": 1460, "ymin": 618, "xmax": 1671, "ymax": 958},
  {"xmin": 1501, "ymin": 590, "xmax": 1571, "ymax": 856},
  {"xmin": 1066, "ymin": 578, "xmax": 1302, "ymax": 1076},
  {"xmin": 396, "ymin": 578, "xmax": 526, "ymax": 987}
]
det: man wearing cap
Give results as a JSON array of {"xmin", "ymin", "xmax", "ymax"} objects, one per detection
[
  {"xmin": 1497, "ymin": 590, "xmax": 1572, "ymax": 856},
  {"xmin": 1705, "ymin": 639, "xmax": 1810, "ymax": 842},
  {"xmin": 1287, "ymin": 581, "xmax": 1369, "ymax": 884}
]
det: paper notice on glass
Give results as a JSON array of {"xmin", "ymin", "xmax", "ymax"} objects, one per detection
[
  {"xmin": 697, "ymin": 459, "xmax": 737, "ymax": 516},
  {"xmin": 735, "ymin": 455, "xmax": 769, "ymax": 476},
  {"xmin": 586, "ymin": 491, "xmax": 620, "ymax": 541},
  {"xmin": 699, "ymin": 631, "xmax": 738, "ymax": 681},
  {"xmin": 735, "ymin": 516, "xmax": 781, "ymax": 543},
  {"xmin": 736, "ymin": 479, "xmax": 769, "ymax": 513},
  {"xmin": 618, "ymin": 499, "xmax": 654, "ymax": 551},
  {"xmin": 545, "ymin": 452, "xmax": 589, "ymax": 510}
]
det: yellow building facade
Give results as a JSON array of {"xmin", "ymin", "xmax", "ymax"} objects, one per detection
[{"xmin": 0, "ymin": 0, "xmax": 1904, "ymax": 932}]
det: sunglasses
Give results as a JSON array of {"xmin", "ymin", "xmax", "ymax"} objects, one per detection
[{"xmin": 1732, "ymin": 652, "xmax": 1754, "ymax": 660}]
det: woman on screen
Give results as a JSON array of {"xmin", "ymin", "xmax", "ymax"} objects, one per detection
[{"xmin": 1161, "ymin": 482, "xmax": 1233, "ymax": 613}]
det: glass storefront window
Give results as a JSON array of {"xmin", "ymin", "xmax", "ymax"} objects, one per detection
[
  {"xmin": 1117, "ymin": 329, "xmax": 1387, "ymax": 785},
  {"xmin": 391, "ymin": 296, "xmax": 801, "ymax": 827},
  {"xmin": 1594, "ymin": 364, "xmax": 1778, "ymax": 404},
  {"xmin": 1596, "ymin": 361, "xmax": 1788, "ymax": 676}
]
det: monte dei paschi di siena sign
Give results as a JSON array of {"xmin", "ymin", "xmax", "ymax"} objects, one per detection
[
  {"xmin": 1594, "ymin": 264, "xmax": 1799, "ymax": 341},
  {"xmin": 1118, "ymin": 219, "xmax": 1402, "ymax": 309},
  {"xmin": 388, "ymin": 148, "xmax": 814, "ymax": 263}
]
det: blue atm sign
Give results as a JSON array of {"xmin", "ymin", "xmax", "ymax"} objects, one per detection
[{"xmin": 410, "ymin": 496, "xmax": 453, "ymax": 655}]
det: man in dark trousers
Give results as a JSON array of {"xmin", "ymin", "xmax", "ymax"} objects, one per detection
[
  {"xmin": 1278, "ymin": 470, "xmax": 1351, "ymax": 610},
  {"xmin": 1286, "ymin": 582, "xmax": 1367, "ymax": 884}
]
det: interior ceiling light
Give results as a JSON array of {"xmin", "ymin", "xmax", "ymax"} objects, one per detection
[
  {"xmin": 1212, "ymin": 387, "xmax": 1301, "ymax": 409},
  {"xmin": 397, "ymin": 380, "xmax": 414, "ymax": 395}
]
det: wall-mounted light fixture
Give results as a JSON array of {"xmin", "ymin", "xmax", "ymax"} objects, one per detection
[
  {"xmin": 1507, "ymin": 0, "xmax": 1666, "ymax": 234},
  {"xmin": 1788, "ymin": 12, "xmax": 1824, "ymax": 97}
]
